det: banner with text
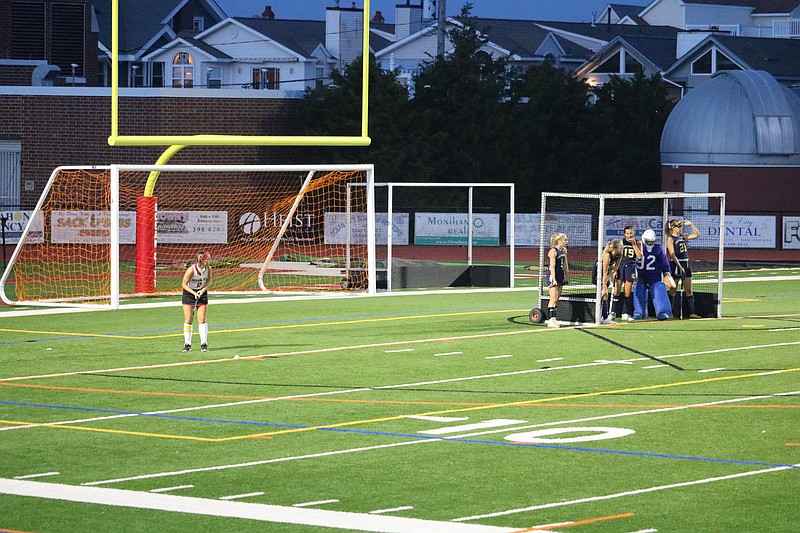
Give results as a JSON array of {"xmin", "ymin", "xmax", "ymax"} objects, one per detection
[
  {"xmin": 51, "ymin": 210, "xmax": 136, "ymax": 244},
  {"xmin": 1, "ymin": 211, "xmax": 44, "ymax": 244},
  {"xmin": 507, "ymin": 213, "xmax": 593, "ymax": 247},
  {"xmin": 783, "ymin": 216, "xmax": 800, "ymax": 250},
  {"xmin": 324, "ymin": 212, "xmax": 409, "ymax": 245},
  {"xmin": 416, "ymin": 213, "xmax": 499, "ymax": 246}
]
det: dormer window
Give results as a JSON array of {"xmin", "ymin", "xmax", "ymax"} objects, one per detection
[
  {"xmin": 193, "ymin": 17, "xmax": 205, "ymax": 32},
  {"xmin": 594, "ymin": 50, "xmax": 642, "ymax": 75}
]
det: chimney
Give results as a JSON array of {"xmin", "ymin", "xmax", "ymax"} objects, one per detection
[
  {"xmin": 262, "ymin": 5, "xmax": 275, "ymax": 19},
  {"xmin": 396, "ymin": 1, "xmax": 423, "ymax": 40},
  {"xmin": 372, "ymin": 11, "xmax": 385, "ymax": 24}
]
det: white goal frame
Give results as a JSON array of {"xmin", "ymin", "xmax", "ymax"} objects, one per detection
[
  {"xmin": 0, "ymin": 164, "xmax": 376, "ymax": 310},
  {"xmin": 383, "ymin": 182, "xmax": 515, "ymax": 291},
  {"xmin": 538, "ymin": 191, "xmax": 726, "ymax": 325}
]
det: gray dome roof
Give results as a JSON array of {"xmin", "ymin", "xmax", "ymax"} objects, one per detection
[{"xmin": 661, "ymin": 70, "xmax": 800, "ymax": 166}]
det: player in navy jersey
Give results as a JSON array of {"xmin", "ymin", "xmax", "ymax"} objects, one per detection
[
  {"xmin": 633, "ymin": 229, "xmax": 673, "ymax": 320},
  {"xmin": 181, "ymin": 251, "xmax": 213, "ymax": 352},
  {"xmin": 546, "ymin": 232, "xmax": 569, "ymax": 328},
  {"xmin": 593, "ymin": 239, "xmax": 622, "ymax": 324},
  {"xmin": 666, "ymin": 219, "xmax": 701, "ymax": 318},
  {"xmin": 611, "ymin": 225, "xmax": 642, "ymax": 321}
]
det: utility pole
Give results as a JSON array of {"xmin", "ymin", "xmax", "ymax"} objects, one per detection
[{"xmin": 436, "ymin": 0, "xmax": 446, "ymax": 57}]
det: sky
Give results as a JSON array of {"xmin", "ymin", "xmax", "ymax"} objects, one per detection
[{"xmin": 216, "ymin": 1, "xmax": 653, "ymax": 24}]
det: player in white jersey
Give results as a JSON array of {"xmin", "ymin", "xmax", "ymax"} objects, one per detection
[{"xmin": 181, "ymin": 251, "xmax": 212, "ymax": 352}]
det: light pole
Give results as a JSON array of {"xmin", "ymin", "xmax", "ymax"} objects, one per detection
[{"xmin": 70, "ymin": 63, "xmax": 78, "ymax": 86}]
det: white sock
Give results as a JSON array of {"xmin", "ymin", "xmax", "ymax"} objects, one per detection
[
  {"xmin": 199, "ymin": 322, "xmax": 208, "ymax": 344},
  {"xmin": 183, "ymin": 323, "xmax": 192, "ymax": 345}
]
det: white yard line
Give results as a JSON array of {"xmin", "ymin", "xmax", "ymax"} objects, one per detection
[
  {"xmin": 219, "ymin": 492, "xmax": 265, "ymax": 501},
  {"xmin": 80, "ymin": 390, "xmax": 800, "ymax": 487},
  {"xmin": 452, "ymin": 463, "xmax": 800, "ymax": 522},
  {"xmin": 0, "ymin": 478, "xmax": 524, "ymax": 533}
]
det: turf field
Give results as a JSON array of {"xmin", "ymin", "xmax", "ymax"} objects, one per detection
[{"xmin": 0, "ymin": 268, "xmax": 799, "ymax": 532}]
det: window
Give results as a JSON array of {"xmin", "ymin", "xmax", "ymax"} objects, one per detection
[
  {"xmin": 623, "ymin": 52, "xmax": 643, "ymax": 75},
  {"xmin": 315, "ymin": 66, "xmax": 325, "ymax": 89},
  {"xmin": 0, "ymin": 141, "xmax": 22, "ymax": 210},
  {"xmin": 151, "ymin": 62, "xmax": 165, "ymax": 87},
  {"xmin": 595, "ymin": 51, "xmax": 621, "ymax": 74},
  {"xmin": 692, "ymin": 51, "xmax": 713, "ymax": 74},
  {"xmin": 11, "ymin": 2, "xmax": 45, "ymax": 59},
  {"xmin": 130, "ymin": 63, "xmax": 144, "ymax": 87},
  {"xmin": 252, "ymin": 67, "xmax": 280, "ymax": 89},
  {"xmin": 715, "ymin": 52, "xmax": 741, "ymax": 71},
  {"xmin": 206, "ymin": 66, "xmax": 221, "ymax": 88},
  {"xmin": 172, "ymin": 52, "xmax": 194, "ymax": 88},
  {"xmin": 684, "ymin": 173, "xmax": 709, "ymax": 214},
  {"xmin": 692, "ymin": 49, "xmax": 740, "ymax": 75},
  {"xmin": 193, "ymin": 17, "xmax": 205, "ymax": 32}
]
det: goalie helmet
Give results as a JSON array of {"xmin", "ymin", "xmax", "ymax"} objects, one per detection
[{"xmin": 642, "ymin": 229, "xmax": 656, "ymax": 250}]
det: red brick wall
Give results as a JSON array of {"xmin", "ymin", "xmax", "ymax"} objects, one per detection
[
  {"xmin": 0, "ymin": 94, "xmax": 304, "ymax": 208},
  {"xmin": 662, "ymin": 165, "xmax": 800, "ymax": 213}
]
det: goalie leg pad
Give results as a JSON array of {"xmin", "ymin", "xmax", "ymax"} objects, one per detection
[
  {"xmin": 633, "ymin": 281, "xmax": 648, "ymax": 319},
  {"xmin": 651, "ymin": 281, "xmax": 672, "ymax": 320}
]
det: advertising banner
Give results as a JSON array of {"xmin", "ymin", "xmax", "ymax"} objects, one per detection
[
  {"xmin": 783, "ymin": 216, "xmax": 800, "ymax": 250},
  {"xmin": 324, "ymin": 212, "xmax": 409, "ymax": 245},
  {"xmin": 415, "ymin": 213, "xmax": 499, "ymax": 246},
  {"xmin": 1, "ymin": 211, "xmax": 44, "ymax": 244},
  {"xmin": 51, "ymin": 210, "xmax": 136, "ymax": 244},
  {"xmin": 157, "ymin": 211, "xmax": 228, "ymax": 244},
  {"xmin": 507, "ymin": 213, "xmax": 593, "ymax": 247}
]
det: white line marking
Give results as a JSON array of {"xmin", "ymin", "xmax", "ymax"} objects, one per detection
[
  {"xmin": 452, "ymin": 463, "xmax": 800, "ymax": 521},
  {"xmin": 537, "ymin": 358, "xmax": 563, "ymax": 362},
  {"xmin": 769, "ymin": 327, "xmax": 800, "ymax": 332},
  {"xmin": 385, "ymin": 349, "xmax": 414, "ymax": 353},
  {"xmin": 219, "ymin": 492, "xmax": 265, "ymax": 500},
  {"xmin": 13, "ymin": 472, "xmax": 60, "ymax": 479},
  {"xmin": 79, "ymin": 388, "xmax": 800, "ymax": 489},
  {"xmin": 370, "ymin": 506, "xmax": 414, "ymax": 514},
  {"xmin": 485, "ymin": 355, "xmax": 513, "ymax": 359},
  {"xmin": 642, "ymin": 365, "xmax": 669, "ymax": 369},
  {"xmin": 698, "ymin": 368, "xmax": 726, "ymax": 373},
  {"xmin": 421, "ymin": 419, "xmax": 528, "ymax": 436},
  {"xmin": 434, "ymin": 352, "xmax": 462, "ymax": 357},
  {"xmin": 0, "ymin": 478, "xmax": 520, "ymax": 532},
  {"xmin": 406, "ymin": 416, "xmax": 470, "ymax": 423},
  {"xmin": 149, "ymin": 485, "xmax": 194, "ymax": 493},
  {"xmin": 292, "ymin": 499, "xmax": 339, "ymax": 507},
  {"xmin": 628, "ymin": 529, "xmax": 658, "ymax": 533}
]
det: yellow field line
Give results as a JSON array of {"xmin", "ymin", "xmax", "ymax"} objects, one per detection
[
  {"xmin": 5, "ymin": 370, "xmax": 797, "ymax": 443},
  {"xmin": 218, "ymin": 367, "xmax": 800, "ymax": 441},
  {"xmin": 0, "ymin": 308, "xmax": 524, "ymax": 340},
  {"xmin": 3, "ymin": 382, "xmax": 798, "ymax": 410},
  {"xmin": 0, "ymin": 418, "xmax": 220, "ymax": 442}
]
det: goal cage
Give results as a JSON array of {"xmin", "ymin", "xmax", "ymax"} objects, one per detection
[
  {"xmin": 376, "ymin": 182, "xmax": 515, "ymax": 291},
  {"xmin": 0, "ymin": 164, "xmax": 376, "ymax": 309},
  {"xmin": 531, "ymin": 192, "xmax": 726, "ymax": 325}
]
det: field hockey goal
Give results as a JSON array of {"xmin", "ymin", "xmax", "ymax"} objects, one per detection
[
  {"xmin": 375, "ymin": 182, "xmax": 515, "ymax": 290},
  {"xmin": 530, "ymin": 192, "xmax": 726, "ymax": 325},
  {"xmin": 0, "ymin": 164, "xmax": 376, "ymax": 309}
]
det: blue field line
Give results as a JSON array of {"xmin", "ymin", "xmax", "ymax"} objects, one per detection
[{"xmin": 3, "ymin": 400, "xmax": 798, "ymax": 470}]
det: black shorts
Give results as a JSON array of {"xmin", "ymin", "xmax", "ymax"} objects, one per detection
[
  {"xmin": 671, "ymin": 260, "xmax": 692, "ymax": 279},
  {"xmin": 547, "ymin": 271, "xmax": 565, "ymax": 286},
  {"xmin": 616, "ymin": 262, "xmax": 637, "ymax": 283},
  {"xmin": 182, "ymin": 290, "xmax": 208, "ymax": 306}
]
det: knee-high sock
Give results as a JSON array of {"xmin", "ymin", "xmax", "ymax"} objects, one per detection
[
  {"xmin": 199, "ymin": 322, "xmax": 208, "ymax": 344},
  {"xmin": 686, "ymin": 294, "xmax": 696, "ymax": 316},
  {"xmin": 183, "ymin": 323, "xmax": 192, "ymax": 344},
  {"xmin": 548, "ymin": 307, "xmax": 557, "ymax": 319}
]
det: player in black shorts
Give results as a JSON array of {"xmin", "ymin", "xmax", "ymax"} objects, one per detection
[
  {"xmin": 666, "ymin": 219, "xmax": 701, "ymax": 318},
  {"xmin": 612, "ymin": 225, "xmax": 642, "ymax": 321}
]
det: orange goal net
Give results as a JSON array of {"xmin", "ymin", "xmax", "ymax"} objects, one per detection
[{"xmin": 0, "ymin": 164, "xmax": 376, "ymax": 308}]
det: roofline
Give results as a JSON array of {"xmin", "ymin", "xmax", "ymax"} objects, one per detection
[{"xmin": 141, "ymin": 37, "xmax": 229, "ymax": 62}]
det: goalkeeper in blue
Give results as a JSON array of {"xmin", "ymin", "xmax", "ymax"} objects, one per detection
[{"xmin": 633, "ymin": 229, "xmax": 674, "ymax": 321}]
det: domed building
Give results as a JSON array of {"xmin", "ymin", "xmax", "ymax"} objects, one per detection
[{"xmin": 660, "ymin": 70, "xmax": 800, "ymax": 255}]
